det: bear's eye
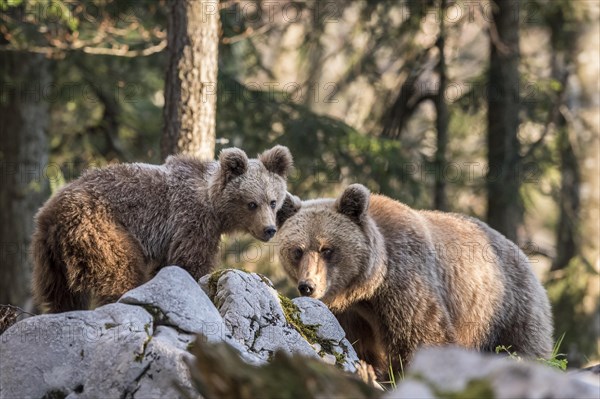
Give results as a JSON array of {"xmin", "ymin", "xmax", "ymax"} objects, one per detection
[
  {"xmin": 292, "ymin": 248, "xmax": 303, "ymax": 261},
  {"xmin": 269, "ymin": 200, "xmax": 277, "ymax": 209},
  {"xmin": 320, "ymin": 247, "xmax": 334, "ymax": 261},
  {"xmin": 248, "ymin": 202, "xmax": 258, "ymax": 211}
]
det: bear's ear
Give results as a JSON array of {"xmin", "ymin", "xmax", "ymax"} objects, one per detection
[
  {"xmin": 219, "ymin": 148, "xmax": 248, "ymax": 183},
  {"xmin": 258, "ymin": 145, "xmax": 293, "ymax": 178},
  {"xmin": 335, "ymin": 184, "xmax": 370, "ymax": 224},
  {"xmin": 276, "ymin": 192, "xmax": 302, "ymax": 228}
]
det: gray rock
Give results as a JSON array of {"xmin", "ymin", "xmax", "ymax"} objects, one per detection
[
  {"xmin": 199, "ymin": 269, "xmax": 361, "ymax": 372},
  {"xmin": 384, "ymin": 380, "xmax": 435, "ymax": 399},
  {"xmin": 200, "ymin": 269, "xmax": 319, "ymax": 362},
  {"xmin": 0, "ymin": 303, "xmax": 153, "ymax": 399},
  {"xmin": 293, "ymin": 296, "xmax": 361, "ymax": 373},
  {"xmin": 322, "ymin": 353, "xmax": 337, "ymax": 366},
  {"xmin": 0, "ymin": 266, "xmax": 366, "ymax": 399},
  {"xmin": 118, "ymin": 267, "xmax": 264, "ymax": 368},
  {"xmin": 571, "ymin": 368, "xmax": 600, "ymax": 391},
  {"xmin": 119, "ymin": 266, "xmax": 228, "ymax": 342},
  {"xmin": 581, "ymin": 364, "xmax": 600, "ymax": 374},
  {"xmin": 293, "ymin": 297, "xmax": 346, "ymax": 342},
  {"xmin": 129, "ymin": 326, "xmax": 196, "ymax": 399},
  {"xmin": 0, "ymin": 267, "xmax": 247, "ymax": 399},
  {"xmin": 392, "ymin": 346, "xmax": 600, "ymax": 399}
]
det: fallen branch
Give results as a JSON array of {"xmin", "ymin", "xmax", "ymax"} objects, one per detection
[{"xmin": 0, "ymin": 304, "xmax": 35, "ymax": 335}]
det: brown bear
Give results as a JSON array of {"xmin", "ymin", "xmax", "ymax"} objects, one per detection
[
  {"xmin": 276, "ymin": 184, "xmax": 553, "ymax": 377},
  {"xmin": 31, "ymin": 146, "xmax": 293, "ymax": 313}
]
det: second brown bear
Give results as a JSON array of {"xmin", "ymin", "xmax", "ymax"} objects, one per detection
[{"xmin": 276, "ymin": 184, "xmax": 553, "ymax": 377}]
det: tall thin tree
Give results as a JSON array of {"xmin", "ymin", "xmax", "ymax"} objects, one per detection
[
  {"xmin": 486, "ymin": 0, "xmax": 521, "ymax": 243},
  {"xmin": 434, "ymin": 0, "xmax": 449, "ymax": 211},
  {"xmin": 0, "ymin": 52, "xmax": 50, "ymax": 307},
  {"xmin": 546, "ymin": 4, "xmax": 580, "ymax": 271},
  {"xmin": 162, "ymin": 0, "xmax": 220, "ymax": 160}
]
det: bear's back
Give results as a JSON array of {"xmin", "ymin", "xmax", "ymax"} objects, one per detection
[
  {"xmin": 51, "ymin": 162, "xmax": 178, "ymax": 261},
  {"xmin": 367, "ymin": 194, "xmax": 550, "ymax": 351}
]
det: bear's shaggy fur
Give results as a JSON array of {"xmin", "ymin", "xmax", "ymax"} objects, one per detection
[
  {"xmin": 276, "ymin": 184, "xmax": 553, "ymax": 376},
  {"xmin": 31, "ymin": 146, "xmax": 293, "ymax": 312}
]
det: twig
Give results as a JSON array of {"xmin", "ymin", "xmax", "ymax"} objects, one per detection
[
  {"xmin": 486, "ymin": 21, "xmax": 511, "ymax": 56},
  {"xmin": 0, "ymin": 304, "xmax": 36, "ymax": 334},
  {"xmin": 0, "ymin": 304, "xmax": 36, "ymax": 318},
  {"xmin": 0, "ymin": 40, "xmax": 167, "ymax": 58},
  {"xmin": 82, "ymin": 40, "xmax": 166, "ymax": 57},
  {"xmin": 381, "ymin": 43, "xmax": 438, "ymax": 138},
  {"xmin": 222, "ymin": 24, "xmax": 271, "ymax": 44}
]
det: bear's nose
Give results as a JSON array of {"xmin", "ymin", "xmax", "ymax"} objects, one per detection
[
  {"xmin": 298, "ymin": 281, "xmax": 315, "ymax": 297},
  {"xmin": 263, "ymin": 226, "xmax": 277, "ymax": 240}
]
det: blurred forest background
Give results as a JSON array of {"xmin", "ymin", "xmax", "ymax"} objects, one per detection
[{"xmin": 0, "ymin": 0, "xmax": 598, "ymax": 366}]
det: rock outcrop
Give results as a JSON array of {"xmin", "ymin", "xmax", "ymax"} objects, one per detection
[
  {"xmin": 384, "ymin": 347, "xmax": 599, "ymax": 399},
  {"xmin": 0, "ymin": 266, "xmax": 359, "ymax": 398},
  {"xmin": 198, "ymin": 268, "xmax": 359, "ymax": 372},
  {"xmin": 1, "ymin": 266, "xmax": 598, "ymax": 399}
]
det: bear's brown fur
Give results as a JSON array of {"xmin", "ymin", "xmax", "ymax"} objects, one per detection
[
  {"xmin": 31, "ymin": 146, "xmax": 293, "ymax": 312},
  {"xmin": 276, "ymin": 184, "xmax": 553, "ymax": 377}
]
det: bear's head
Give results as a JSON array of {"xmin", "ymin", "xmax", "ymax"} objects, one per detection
[
  {"xmin": 276, "ymin": 184, "xmax": 387, "ymax": 311},
  {"xmin": 213, "ymin": 145, "xmax": 294, "ymax": 242}
]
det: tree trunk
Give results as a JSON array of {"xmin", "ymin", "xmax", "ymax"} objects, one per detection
[
  {"xmin": 434, "ymin": 0, "xmax": 448, "ymax": 211},
  {"xmin": 573, "ymin": 5, "xmax": 600, "ymax": 356},
  {"xmin": 0, "ymin": 52, "xmax": 50, "ymax": 308},
  {"xmin": 552, "ymin": 126, "xmax": 580, "ymax": 271},
  {"xmin": 161, "ymin": 0, "xmax": 220, "ymax": 161},
  {"xmin": 544, "ymin": 2, "xmax": 598, "ymax": 364},
  {"xmin": 486, "ymin": 0, "xmax": 521, "ymax": 243},
  {"xmin": 548, "ymin": 11, "xmax": 579, "ymax": 271},
  {"xmin": 577, "ymin": 9, "xmax": 600, "ymax": 280}
]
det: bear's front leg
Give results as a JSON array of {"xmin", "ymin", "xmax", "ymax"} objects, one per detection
[
  {"xmin": 167, "ymin": 234, "xmax": 220, "ymax": 280},
  {"xmin": 336, "ymin": 309, "xmax": 388, "ymax": 377}
]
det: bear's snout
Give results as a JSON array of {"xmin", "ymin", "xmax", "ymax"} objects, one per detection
[
  {"xmin": 298, "ymin": 280, "xmax": 315, "ymax": 296},
  {"xmin": 263, "ymin": 226, "xmax": 277, "ymax": 240}
]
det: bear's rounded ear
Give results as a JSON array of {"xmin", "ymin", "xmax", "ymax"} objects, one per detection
[
  {"xmin": 219, "ymin": 148, "xmax": 248, "ymax": 183},
  {"xmin": 336, "ymin": 184, "xmax": 370, "ymax": 224},
  {"xmin": 276, "ymin": 192, "xmax": 302, "ymax": 228},
  {"xmin": 258, "ymin": 145, "xmax": 293, "ymax": 178}
]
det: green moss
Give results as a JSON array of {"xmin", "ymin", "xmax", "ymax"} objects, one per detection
[
  {"xmin": 209, "ymin": 270, "xmax": 348, "ymax": 368},
  {"xmin": 134, "ymin": 323, "xmax": 153, "ymax": 363},
  {"xmin": 134, "ymin": 340, "xmax": 152, "ymax": 362},
  {"xmin": 142, "ymin": 304, "xmax": 161, "ymax": 319},
  {"xmin": 277, "ymin": 293, "xmax": 346, "ymax": 368},
  {"xmin": 333, "ymin": 350, "xmax": 347, "ymax": 365},
  {"xmin": 435, "ymin": 378, "xmax": 494, "ymax": 399},
  {"xmin": 278, "ymin": 294, "xmax": 319, "ymax": 343},
  {"xmin": 104, "ymin": 322, "xmax": 118, "ymax": 330},
  {"xmin": 207, "ymin": 269, "xmax": 229, "ymax": 300},
  {"xmin": 141, "ymin": 305, "xmax": 167, "ymax": 325},
  {"xmin": 318, "ymin": 347, "xmax": 347, "ymax": 366}
]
